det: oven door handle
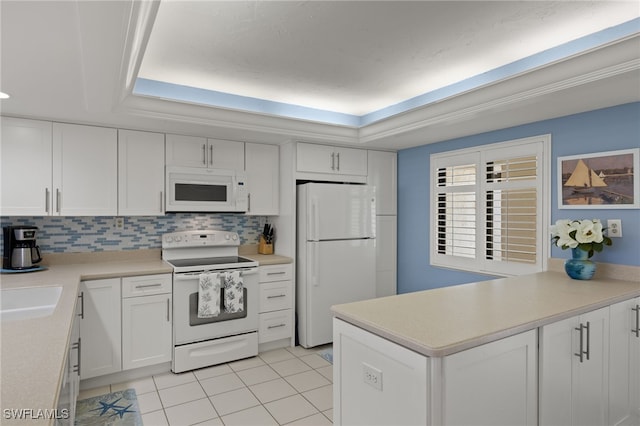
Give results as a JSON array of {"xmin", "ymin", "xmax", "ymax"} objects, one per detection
[{"xmin": 173, "ymin": 268, "xmax": 259, "ymax": 280}]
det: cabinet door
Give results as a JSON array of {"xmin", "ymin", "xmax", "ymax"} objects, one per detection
[
  {"xmin": 333, "ymin": 318, "xmax": 429, "ymax": 426},
  {"xmin": 245, "ymin": 143, "xmax": 279, "ymax": 215},
  {"xmin": 79, "ymin": 279, "xmax": 121, "ymax": 379},
  {"xmin": 367, "ymin": 150, "xmax": 397, "ymax": 215},
  {"xmin": 0, "ymin": 117, "xmax": 52, "ymax": 215},
  {"xmin": 540, "ymin": 306, "xmax": 609, "ymax": 426},
  {"xmin": 375, "ymin": 216, "xmax": 397, "ymax": 297},
  {"xmin": 334, "ymin": 146, "xmax": 367, "ymax": 176},
  {"xmin": 52, "ymin": 123, "xmax": 117, "ymax": 215},
  {"xmin": 207, "ymin": 138, "xmax": 244, "ymax": 170},
  {"xmin": 443, "ymin": 330, "xmax": 537, "ymax": 426},
  {"xmin": 122, "ymin": 293, "xmax": 172, "ymax": 370},
  {"xmin": 296, "ymin": 143, "xmax": 334, "ymax": 173},
  {"xmin": 118, "ymin": 130, "xmax": 165, "ymax": 215},
  {"xmin": 609, "ymin": 297, "xmax": 640, "ymax": 426},
  {"xmin": 166, "ymin": 134, "xmax": 208, "ymax": 168}
]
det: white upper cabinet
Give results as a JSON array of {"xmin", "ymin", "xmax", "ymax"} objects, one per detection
[
  {"xmin": 296, "ymin": 142, "xmax": 367, "ymax": 181},
  {"xmin": 118, "ymin": 129, "xmax": 165, "ymax": 216},
  {"xmin": 367, "ymin": 150, "xmax": 397, "ymax": 216},
  {"xmin": 166, "ymin": 134, "xmax": 244, "ymax": 170},
  {"xmin": 52, "ymin": 123, "xmax": 117, "ymax": 216},
  {"xmin": 1, "ymin": 117, "xmax": 53, "ymax": 215},
  {"xmin": 245, "ymin": 143, "xmax": 279, "ymax": 216}
]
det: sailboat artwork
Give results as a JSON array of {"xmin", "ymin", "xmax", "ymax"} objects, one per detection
[
  {"xmin": 564, "ymin": 159, "xmax": 607, "ymax": 194},
  {"xmin": 559, "ymin": 149, "xmax": 638, "ymax": 209}
]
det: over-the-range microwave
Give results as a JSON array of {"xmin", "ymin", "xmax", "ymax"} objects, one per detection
[{"xmin": 165, "ymin": 166, "xmax": 248, "ymax": 212}]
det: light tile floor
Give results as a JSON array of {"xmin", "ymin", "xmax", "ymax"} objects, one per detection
[{"xmin": 78, "ymin": 345, "xmax": 333, "ymax": 426}]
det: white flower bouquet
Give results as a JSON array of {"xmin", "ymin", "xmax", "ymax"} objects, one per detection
[{"xmin": 550, "ymin": 219, "xmax": 612, "ymax": 258}]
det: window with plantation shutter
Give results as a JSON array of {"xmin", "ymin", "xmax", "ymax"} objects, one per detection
[{"xmin": 431, "ymin": 135, "xmax": 550, "ymax": 276}]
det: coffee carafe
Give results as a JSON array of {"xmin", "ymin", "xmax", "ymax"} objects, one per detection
[{"xmin": 2, "ymin": 226, "xmax": 43, "ymax": 270}]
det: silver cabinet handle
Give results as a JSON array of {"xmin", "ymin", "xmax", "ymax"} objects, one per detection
[
  {"xmin": 209, "ymin": 145, "xmax": 213, "ymax": 166},
  {"xmin": 202, "ymin": 144, "xmax": 207, "ymax": 165},
  {"xmin": 160, "ymin": 191, "xmax": 164, "ymax": 213},
  {"xmin": 266, "ymin": 271, "xmax": 286, "ymax": 276},
  {"xmin": 268, "ymin": 324, "xmax": 286, "ymax": 329},
  {"xmin": 78, "ymin": 292, "xmax": 84, "ymax": 319},
  {"xmin": 267, "ymin": 294, "xmax": 286, "ymax": 299},
  {"xmin": 632, "ymin": 305, "xmax": 640, "ymax": 337},
  {"xmin": 574, "ymin": 322, "xmax": 587, "ymax": 363},
  {"xmin": 167, "ymin": 298, "xmax": 170, "ymax": 322},
  {"xmin": 331, "ymin": 152, "xmax": 335, "ymax": 170},
  {"xmin": 56, "ymin": 188, "xmax": 61, "ymax": 213},
  {"xmin": 45, "ymin": 188, "xmax": 50, "ymax": 214},
  {"xmin": 135, "ymin": 283, "xmax": 163, "ymax": 289},
  {"xmin": 248, "ymin": 193, "xmax": 251, "ymax": 212},
  {"xmin": 585, "ymin": 321, "xmax": 590, "ymax": 361},
  {"xmin": 71, "ymin": 339, "xmax": 80, "ymax": 374},
  {"xmin": 336, "ymin": 152, "xmax": 340, "ymax": 171}
]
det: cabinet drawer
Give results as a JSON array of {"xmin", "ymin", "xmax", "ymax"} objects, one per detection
[
  {"xmin": 259, "ymin": 310, "xmax": 292, "ymax": 343},
  {"xmin": 259, "ymin": 264, "xmax": 292, "ymax": 282},
  {"xmin": 122, "ymin": 274, "xmax": 172, "ymax": 297},
  {"xmin": 259, "ymin": 281, "xmax": 292, "ymax": 313}
]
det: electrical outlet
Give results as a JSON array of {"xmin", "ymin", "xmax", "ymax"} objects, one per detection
[
  {"xmin": 114, "ymin": 217, "xmax": 125, "ymax": 229},
  {"xmin": 362, "ymin": 363, "xmax": 383, "ymax": 391},
  {"xmin": 607, "ymin": 219, "xmax": 622, "ymax": 238}
]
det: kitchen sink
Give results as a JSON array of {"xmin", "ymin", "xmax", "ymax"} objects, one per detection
[{"xmin": 1, "ymin": 286, "xmax": 63, "ymax": 321}]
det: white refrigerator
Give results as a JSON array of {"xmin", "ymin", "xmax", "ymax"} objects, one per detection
[{"xmin": 296, "ymin": 182, "xmax": 376, "ymax": 348}]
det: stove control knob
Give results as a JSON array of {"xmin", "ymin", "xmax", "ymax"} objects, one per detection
[
  {"xmin": 175, "ymin": 236, "xmax": 182, "ymax": 242},
  {"xmin": 165, "ymin": 236, "xmax": 173, "ymax": 243},
  {"xmin": 225, "ymin": 234, "xmax": 230, "ymax": 240},
  {"xmin": 231, "ymin": 234, "xmax": 238, "ymax": 241}
]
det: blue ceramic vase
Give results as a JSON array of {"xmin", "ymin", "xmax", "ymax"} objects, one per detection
[{"xmin": 564, "ymin": 248, "xmax": 596, "ymax": 280}]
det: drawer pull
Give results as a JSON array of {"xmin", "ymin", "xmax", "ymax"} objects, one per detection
[
  {"xmin": 574, "ymin": 322, "xmax": 590, "ymax": 363},
  {"xmin": 78, "ymin": 292, "xmax": 84, "ymax": 319},
  {"xmin": 135, "ymin": 283, "xmax": 163, "ymax": 289},
  {"xmin": 267, "ymin": 294, "xmax": 286, "ymax": 299},
  {"xmin": 268, "ymin": 323, "xmax": 286, "ymax": 329},
  {"xmin": 632, "ymin": 305, "xmax": 640, "ymax": 337},
  {"xmin": 266, "ymin": 271, "xmax": 286, "ymax": 276}
]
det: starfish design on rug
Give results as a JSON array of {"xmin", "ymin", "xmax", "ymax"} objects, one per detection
[
  {"xmin": 110, "ymin": 403, "xmax": 135, "ymax": 419},
  {"xmin": 90, "ymin": 398, "xmax": 124, "ymax": 416}
]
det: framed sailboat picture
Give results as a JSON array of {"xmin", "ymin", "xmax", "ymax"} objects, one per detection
[{"xmin": 558, "ymin": 148, "xmax": 639, "ymax": 209}]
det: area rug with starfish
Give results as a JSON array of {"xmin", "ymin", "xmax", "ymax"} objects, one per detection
[{"xmin": 75, "ymin": 388, "xmax": 142, "ymax": 426}]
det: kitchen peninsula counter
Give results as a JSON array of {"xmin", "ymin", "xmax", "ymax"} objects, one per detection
[
  {"xmin": 0, "ymin": 250, "xmax": 171, "ymax": 425},
  {"xmin": 332, "ymin": 269, "xmax": 640, "ymax": 358}
]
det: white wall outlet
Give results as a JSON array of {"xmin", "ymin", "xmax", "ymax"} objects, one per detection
[
  {"xmin": 607, "ymin": 219, "xmax": 622, "ymax": 238},
  {"xmin": 362, "ymin": 363, "xmax": 383, "ymax": 391},
  {"xmin": 114, "ymin": 217, "xmax": 125, "ymax": 229}
]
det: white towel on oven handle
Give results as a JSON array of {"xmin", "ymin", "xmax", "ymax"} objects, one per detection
[
  {"xmin": 198, "ymin": 272, "xmax": 221, "ymax": 318},
  {"xmin": 223, "ymin": 271, "xmax": 244, "ymax": 314}
]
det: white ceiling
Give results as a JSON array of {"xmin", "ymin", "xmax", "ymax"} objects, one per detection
[{"xmin": 1, "ymin": 1, "xmax": 639, "ymax": 150}]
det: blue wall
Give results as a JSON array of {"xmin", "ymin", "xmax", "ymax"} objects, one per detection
[{"xmin": 397, "ymin": 102, "xmax": 640, "ymax": 293}]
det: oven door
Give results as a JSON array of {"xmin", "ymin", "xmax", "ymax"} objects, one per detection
[
  {"xmin": 173, "ymin": 267, "xmax": 258, "ymax": 345},
  {"xmin": 165, "ymin": 166, "xmax": 247, "ymax": 212}
]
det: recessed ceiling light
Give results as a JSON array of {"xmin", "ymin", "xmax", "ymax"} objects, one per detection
[{"xmin": 0, "ymin": 92, "xmax": 10, "ymax": 99}]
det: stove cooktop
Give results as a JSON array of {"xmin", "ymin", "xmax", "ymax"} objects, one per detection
[{"xmin": 167, "ymin": 256, "xmax": 257, "ymax": 270}]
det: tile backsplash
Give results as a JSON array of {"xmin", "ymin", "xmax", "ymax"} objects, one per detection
[{"xmin": 0, "ymin": 214, "xmax": 265, "ymax": 253}]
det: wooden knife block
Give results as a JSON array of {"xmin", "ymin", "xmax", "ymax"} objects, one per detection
[{"xmin": 258, "ymin": 236, "xmax": 273, "ymax": 254}]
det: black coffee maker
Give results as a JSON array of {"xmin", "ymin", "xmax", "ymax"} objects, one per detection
[{"xmin": 3, "ymin": 226, "xmax": 43, "ymax": 270}]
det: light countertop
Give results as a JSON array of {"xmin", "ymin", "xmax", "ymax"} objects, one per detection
[
  {"xmin": 0, "ymin": 248, "xmax": 292, "ymax": 425},
  {"xmin": 332, "ymin": 270, "xmax": 640, "ymax": 358}
]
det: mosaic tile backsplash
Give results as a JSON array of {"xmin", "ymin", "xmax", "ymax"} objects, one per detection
[{"xmin": 0, "ymin": 213, "xmax": 266, "ymax": 253}]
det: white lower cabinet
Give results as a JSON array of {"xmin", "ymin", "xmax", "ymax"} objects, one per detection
[
  {"xmin": 79, "ymin": 274, "xmax": 173, "ymax": 380},
  {"xmin": 122, "ymin": 275, "xmax": 172, "ymax": 370},
  {"xmin": 442, "ymin": 329, "xmax": 537, "ymax": 425},
  {"xmin": 79, "ymin": 278, "xmax": 122, "ymax": 380},
  {"xmin": 539, "ymin": 306, "xmax": 610, "ymax": 426},
  {"xmin": 334, "ymin": 318, "xmax": 536, "ymax": 426},
  {"xmin": 258, "ymin": 264, "xmax": 293, "ymax": 347},
  {"xmin": 609, "ymin": 297, "xmax": 640, "ymax": 426}
]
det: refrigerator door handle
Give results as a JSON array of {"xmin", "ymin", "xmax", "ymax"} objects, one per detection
[
  {"xmin": 311, "ymin": 196, "xmax": 319, "ymax": 241},
  {"xmin": 311, "ymin": 243, "xmax": 319, "ymax": 287}
]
